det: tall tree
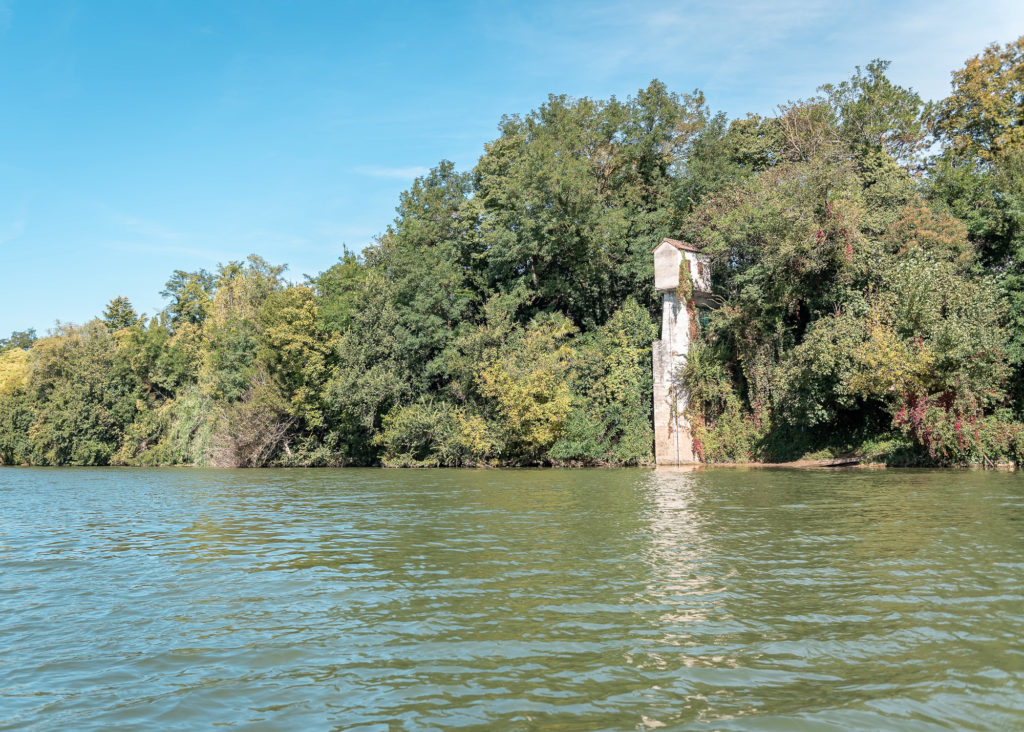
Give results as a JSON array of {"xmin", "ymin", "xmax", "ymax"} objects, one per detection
[
  {"xmin": 475, "ymin": 81, "xmax": 707, "ymax": 327},
  {"xmin": 102, "ymin": 296, "xmax": 141, "ymax": 331},
  {"xmin": 0, "ymin": 328, "xmax": 36, "ymax": 352},
  {"xmin": 932, "ymin": 37, "xmax": 1024, "ymax": 163},
  {"xmin": 929, "ymin": 35, "xmax": 1024, "ymax": 407}
]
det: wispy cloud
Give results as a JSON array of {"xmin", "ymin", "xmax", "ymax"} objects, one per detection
[
  {"xmin": 481, "ymin": 0, "xmax": 1024, "ymax": 114},
  {"xmin": 0, "ymin": 219, "xmax": 26, "ymax": 247},
  {"xmin": 103, "ymin": 240, "xmax": 228, "ymax": 263},
  {"xmin": 881, "ymin": 0, "xmax": 1024, "ymax": 101},
  {"xmin": 103, "ymin": 209, "xmax": 340, "ymax": 272},
  {"xmin": 110, "ymin": 213, "xmax": 185, "ymax": 242},
  {"xmin": 481, "ymin": 0, "xmax": 830, "ymax": 83},
  {"xmin": 354, "ymin": 165, "xmax": 430, "ymax": 180},
  {"xmin": 103, "ymin": 210, "xmax": 231, "ymax": 263}
]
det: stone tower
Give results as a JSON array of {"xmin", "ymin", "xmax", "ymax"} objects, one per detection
[{"xmin": 652, "ymin": 238, "xmax": 711, "ymax": 465}]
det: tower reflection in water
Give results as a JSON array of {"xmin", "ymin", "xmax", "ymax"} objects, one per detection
[{"xmin": 629, "ymin": 467, "xmax": 739, "ymax": 675}]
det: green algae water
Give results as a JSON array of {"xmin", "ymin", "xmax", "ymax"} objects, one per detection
[{"xmin": 1, "ymin": 467, "xmax": 1022, "ymax": 730}]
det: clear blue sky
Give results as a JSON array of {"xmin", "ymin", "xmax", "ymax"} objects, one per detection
[{"xmin": 1, "ymin": 0, "xmax": 1022, "ymax": 335}]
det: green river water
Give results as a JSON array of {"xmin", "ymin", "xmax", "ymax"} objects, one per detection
[{"xmin": 1, "ymin": 467, "xmax": 1022, "ymax": 730}]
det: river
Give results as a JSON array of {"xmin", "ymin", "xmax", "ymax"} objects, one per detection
[{"xmin": 1, "ymin": 467, "xmax": 1022, "ymax": 729}]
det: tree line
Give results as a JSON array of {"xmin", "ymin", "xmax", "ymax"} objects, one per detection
[{"xmin": 3, "ymin": 37, "xmax": 1024, "ymax": 467}]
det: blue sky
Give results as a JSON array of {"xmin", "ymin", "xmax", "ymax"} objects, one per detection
[{"xmin": 1, "ymin": 0, "xmax": 1022, "ymax": 335}]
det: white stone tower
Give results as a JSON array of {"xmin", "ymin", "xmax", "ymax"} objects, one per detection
[{"xmin": 652, "ymin": 238, "xmax": 711, "ymax": 465}]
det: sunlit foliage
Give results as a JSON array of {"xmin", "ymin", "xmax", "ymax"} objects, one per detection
[{"xmin": 5, "ymin": 39, "xmax": 1024, "ymax": 467}]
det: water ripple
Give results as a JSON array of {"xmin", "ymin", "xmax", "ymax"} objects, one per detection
[{"xmin": 1, "ymin": 467, "xmax": 1022, "ymax": 730}]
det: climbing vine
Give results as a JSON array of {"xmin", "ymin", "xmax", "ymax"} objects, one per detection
[
  {"xmin": 675, "ymin": 257, "xmax": 693, "ymax": 307},
  {"xmin": 673, "ymin": 255, "xmax": 705, "ymax": 459}
]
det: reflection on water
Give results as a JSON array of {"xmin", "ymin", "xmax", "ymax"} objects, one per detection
[{"xmin": 1, "ymin": 467, "xmax": 1022, "ymax": 730}]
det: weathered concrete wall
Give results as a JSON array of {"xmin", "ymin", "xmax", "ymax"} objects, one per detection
[
  {"xmin": 652, "ymin": 292, "xmax": 696, "ymax": 465},
  {"xmin": 683, "ymin": 251, "xmax": 711, "ymax": 295},
  {"xmin": 652, "ymin": 240, "xmax": 709, "ymax": 465},
  {"xmin": 654, "ymin": 242, "xmax": 682, "ymax": 291}
]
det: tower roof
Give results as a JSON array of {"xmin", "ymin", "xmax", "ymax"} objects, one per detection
[{"xmin": 655, "ymin": 238, "xmax": 701, "ymax": 253}]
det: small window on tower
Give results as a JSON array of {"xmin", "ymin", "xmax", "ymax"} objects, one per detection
[
  {"xmin": 685, "ymin": 259, "xmax": 691, "ymax": 273},
  {"xmin": 697, "ymin": 261, "xmax": 704, "ymax": 277}
]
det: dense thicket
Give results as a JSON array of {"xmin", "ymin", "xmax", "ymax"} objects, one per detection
[{"xmin": 4, "ymin": 39, "xmax": 1024, "ymax": 467}]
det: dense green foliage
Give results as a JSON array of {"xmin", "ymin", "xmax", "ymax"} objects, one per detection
[
  {"xmin": 4, "ymin": 41, "xmax": 1024, "ymax": 467},
  {"xmin": 681, "ymin": 48, "xmax": 1024, "ymax": 466}
]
